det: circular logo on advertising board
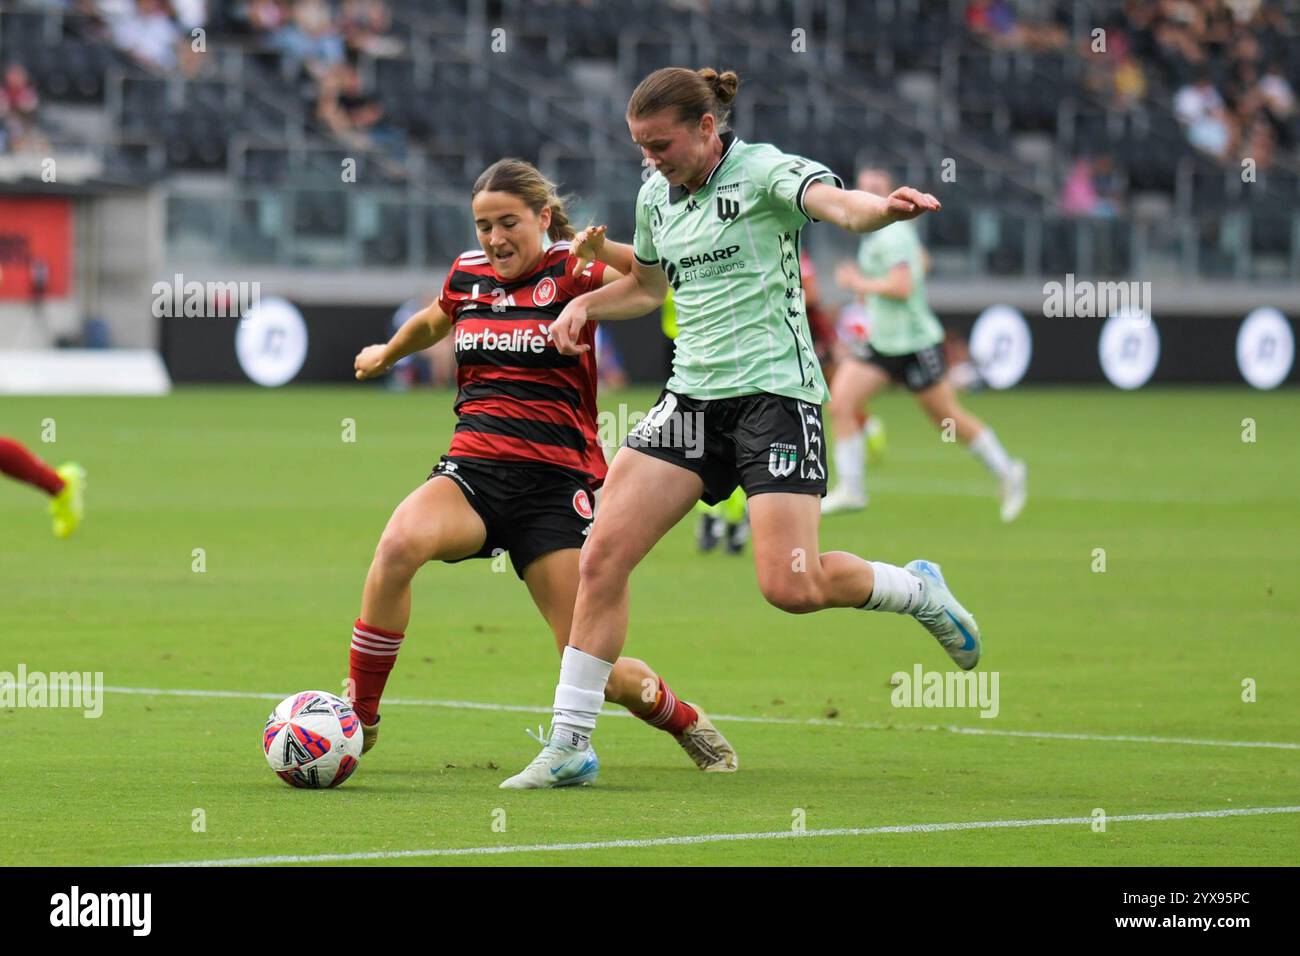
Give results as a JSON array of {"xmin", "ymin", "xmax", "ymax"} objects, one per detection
[
  {"xmin": 236, "ymin": 297, "xmax": 308, "ymax": 387},
  {"xmin": 1099, "ymin": 309, "xmax": 1159, "ymax": 390},
  {"xmin": 970, "ymin": 305, "xmax": 1032, "ymax": 389},
  {"xmin": 1236, "ymin": 307, "xmax": 1294, "ymax": 390}
]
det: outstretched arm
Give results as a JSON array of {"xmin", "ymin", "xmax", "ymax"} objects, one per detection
[
  {"xmin": 549, "ymin": 257, "xmax": 668, "ymax": 354},
  {"xmin": 354, "ymin": 301, "xmax": 452, "ymax": 379},
  {"xmin": 803, "ymin": 181, "xmax": 941, "ymax": 234}
]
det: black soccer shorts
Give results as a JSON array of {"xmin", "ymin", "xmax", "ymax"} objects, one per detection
[
  {"xmin": 848, "ymin": 340, "xmax": 948, "ymax": 392},
  {"xmin": 429, "ymin": 455, "xmax": 594, "ymax": 579},
  {"xmin": 623, "ymin": 389, "xmax": 827, "ymax": 505}
]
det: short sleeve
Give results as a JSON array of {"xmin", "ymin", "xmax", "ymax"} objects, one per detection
[
  {"xmin": 435, "ymin": 260, "xmax": 459, "ymax": 318},
  {"xmin": 753, "ymin": 147, "xmax": 843, "ymax": 224},
  {"xmin": 879, "ymin": 225, "xmax": 917, "ymax": 271},
  {"xmin": 632, "ymin": 184, "xmax": 660, "ymax": 267}
]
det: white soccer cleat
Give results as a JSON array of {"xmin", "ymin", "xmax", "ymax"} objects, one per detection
[
  {"xmin": 821, "ymin": 485, "xmax": 868, "ymax": 515},
  {"xmin": 999, "ymin": 459, "xmax": 1028, "ymax": 523},
  {"xmin": 499, "ymin": 726, "xmax": 600, "ymax": 789},
  {"xmin": 676, "ymin": 704, "xmax": 738, "ymax": 772},
  {"xmin": 905, "ymin": 559, "xmax": 982, "ymax": 670}
]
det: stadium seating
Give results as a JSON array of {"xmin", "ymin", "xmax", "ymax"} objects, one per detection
[{"xmin": 2, "ymin": 0, "xmax": 1294, "ymax": 277}]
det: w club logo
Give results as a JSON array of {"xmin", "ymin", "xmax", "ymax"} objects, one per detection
[
  {"xmin": 716, "ymin": 196, "xmax": 741, "ymax": 222},
  {"xmin": 768, "ymin": 442, "xmax": 798, "ymax": 478}
]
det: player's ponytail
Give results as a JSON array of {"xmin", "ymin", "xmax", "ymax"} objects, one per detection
[
  {"xmin": 471, "ymin": 158, "xmax": 576, "ymax": 243},
  {"xmin": 627, "ymin": 66, "xmax": 740, "ymax": 130},
  {"xmin": 544, "ymin": 199, "xmax": 575, "ymax": 243}
]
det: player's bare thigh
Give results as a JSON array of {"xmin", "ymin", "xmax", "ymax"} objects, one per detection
[
  {"xmin": 375, "ymin": 474, "xmax": 488, "ymax": 567},
  {"xmin": 580, "ymin": 447, "xmax": 704, "ymax": 578},
  {"xmin": 829, "ymin": 358, "xmax": 890, "ymax": 433},
  {"xmin": 523, "ymin": 548, "xmax": 580, "ymax": 650}
]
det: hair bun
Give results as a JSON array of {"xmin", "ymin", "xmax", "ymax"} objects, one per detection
[{"xmin": 697, "ymin": 67, "xmax": 740, "ymax": 105}]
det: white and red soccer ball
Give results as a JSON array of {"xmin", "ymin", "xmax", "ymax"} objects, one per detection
[{"xmin": 263, "ymin": 690, "xmax": 363, "ymax": 789}]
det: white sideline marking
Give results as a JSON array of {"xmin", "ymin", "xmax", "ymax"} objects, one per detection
[
  {"xmin": 147, "ymin": 805, "xmax": 1300, "ymax": 867},
  {"xmin": 102, "ymin": 685, "xmax": 1300, "ymax": 751}
]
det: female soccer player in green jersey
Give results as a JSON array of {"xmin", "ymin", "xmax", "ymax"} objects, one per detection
[
  {"xmin": 821, "ymin": 168, "xmax": 1028, "ymax": 521},
  {"xmin": 501, "ymin": 67, "xmax": 981, "ymax": 789}
]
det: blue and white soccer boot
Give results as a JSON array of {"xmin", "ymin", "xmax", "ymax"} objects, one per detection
[
  {"xmin": 499, "ymin": 725, "xmax": 600, "ymax": 789},
  {"xmin": 906, "ymin": 559, "xmax": 982, "ymax": 670}
]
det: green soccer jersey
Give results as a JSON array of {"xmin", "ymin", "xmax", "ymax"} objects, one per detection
[
  {"xmin": 632, "ymin": 131, "xmax": 842, "ymax": 404},
  {"xmin": 855, "ymin": 221, "xmax": 944, "ymax": 356}
]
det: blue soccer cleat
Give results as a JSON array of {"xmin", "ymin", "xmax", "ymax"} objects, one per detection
[
  {"xmin": 499, "ymin": 726, "xmax": 600, "ymax": 789},
  {"xmin": 906, "ymin": 559, "xmax": 982, "ymax": 670}
]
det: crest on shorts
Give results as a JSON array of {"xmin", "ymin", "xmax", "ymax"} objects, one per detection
[
  {"xmin": 533, "ymin": 276, "xmax": 557, "ymax": 307},
  {"xmin": 572, "ymin": 489, "xmax": 593, "ymax": 519},
  {"xmin": 768, "ymin": 442, "xmax": 799, "ymax": 478}
]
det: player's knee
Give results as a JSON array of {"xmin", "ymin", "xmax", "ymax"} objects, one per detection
[
  {"xmin": 577, "ymin": 533, "xmax": 633, "ymax": 589},
  {"xmin": 373, "ymin": 525, "xmax": 429, "ymax": 578},
  {"xmin": 758, "ymin": 575, "xmax": 825, "ymax": 614}
]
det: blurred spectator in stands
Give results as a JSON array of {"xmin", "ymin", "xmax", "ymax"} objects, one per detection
[
  {"xmin": 1258, "ymin": 61, "xmax": 1296, "ymax": 149},
  {"xmin": 1083, "ymin": 25, "xmax": 1149, "ymax": 111},
  {"xmin": 1112, "ymin": 52, "xmax": 1148, "ymax": 109},
  {"xmin": 966, "ymin": 0, "xmax": 1066, "ymax": 51},
  {"xmin": 247, "ymin": 0, "xmax": 289, "ymax": 33},
  {"xmin": 1152, "ymin": 5, "xmax": 1207, "ymax": 86},
  {"xmin": 271, "ymin": 0, "xmax": 345, "ymax": 80},
  {"xmin": 0, "ymin": 64, "xmax": 40, "ymax": 129},
  {"xmin": 317, "ymin": 63, "xmax": 404, "ymax": 158},
  {"xmin": 0, "ymin": 63, "xmax": 49, "ymax": 154},
  {"xmin": 110, "ymin": 0, "xmax": 182, "ymax": 74},
  {"xmin": 1175, "ymin": 69, "xmax": 1234, "ymax": 161},
  {"xmin": 1089, "ymin": 153, "xmax": 1124, "ymax": 214},
  {"xmin": 1060, "ymin": 155, "xmax": 1122, "ymax": 218},
  {"xmin": 172, "ymin": 0, "xmax": 206, "ymax": 33},
  {"xmin": 339, "ymin": 0, "xmax": 402, "ymax": 58},
  {"xmin": 173, "ymin": 0, "xmax": 210, "ymax": 76}
]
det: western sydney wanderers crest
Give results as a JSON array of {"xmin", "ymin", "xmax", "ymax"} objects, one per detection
[
  {"xmin": 768, "ymin": 442, "xmax": 799, "ymax": 478},
  {"xmin": 533, "ymin": 276, "xmax": 557, "ymax": 307},
  {"xmin": 572, "ymin": 489, "xmax": 593, "ymax": 519}
]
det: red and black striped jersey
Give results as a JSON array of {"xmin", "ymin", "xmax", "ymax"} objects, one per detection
[{"xmin": 436, "ymin": 241, "xmax": 609, "ymax": 487}]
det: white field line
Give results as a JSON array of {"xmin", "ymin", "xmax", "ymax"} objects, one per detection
[
  {"xmin": 147, "ymin": 805, "xmax": 1300, "ymax": 867},
  {"xmin": 102, "ymin": 685, "xmax": 1300, "ymax": 751}
]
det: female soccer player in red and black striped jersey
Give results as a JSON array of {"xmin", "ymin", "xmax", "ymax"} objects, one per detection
[{"xmin": 348, "ymin": 159, "xmax": 735, "ymax": 781}]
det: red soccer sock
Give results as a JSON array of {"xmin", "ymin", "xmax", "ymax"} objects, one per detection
[
  {"xmin": 637, "ymin": 676, "xmax": 698, "ymax": 737},
  {"xmin": 348, "ymin": 618, "xmax": 405, "ymax": 726},
  {"xmin": 0, "ymin": 437, "xmax": 64, "ymax": 496}
]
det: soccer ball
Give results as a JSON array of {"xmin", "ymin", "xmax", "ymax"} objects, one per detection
[{"xmin": 263, "ymin": 690, "xmax": 363, "ymax": 789}]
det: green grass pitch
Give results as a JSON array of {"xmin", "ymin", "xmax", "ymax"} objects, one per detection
[{"xmin": 2, "ymin": 384, "xmax": 1297, "ymax": 866}]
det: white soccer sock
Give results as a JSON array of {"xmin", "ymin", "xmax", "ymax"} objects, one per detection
[
  {"xmin": 860, "ymin": 562, "xmax": 925, "ymax": 614},
  {"xmin": 834, "ymin": 431, "xmax": 866, "ymax": 498},
  {"xmin": 552, "ymin": 645, "xmax": 613, "ymax": 749},
  {"xmin": 968, "ymin": 427, "xmax": 1013, "ymax": 480}
]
